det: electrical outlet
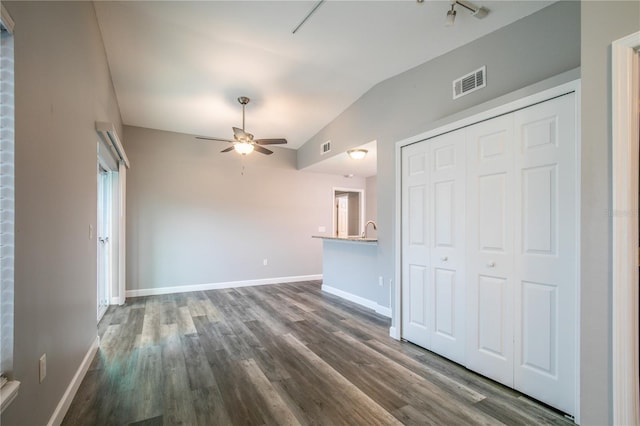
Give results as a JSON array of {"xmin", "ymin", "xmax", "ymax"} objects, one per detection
[
  {"xmin": 263, "ymin": 258, "xmax": 268, "ymax": 266},
  {"xmin": 318, "ymin": 226, "xmax": 326, "ymax": 233},
  {"xmin": 39, "ymin": 354, "xmax": 46, "ymax": 383},
  {"xmin": 378, "ymin": 276, "xmax": 383, "ymax": 287}
]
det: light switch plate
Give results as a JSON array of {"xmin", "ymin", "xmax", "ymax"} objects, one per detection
[{"xmin": 39, "ymin": 354, "xmax": 46, "ymax": 383}]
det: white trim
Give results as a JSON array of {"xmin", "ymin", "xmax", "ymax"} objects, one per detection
[
  {"xmin": 573, "ymin": 83, "xmax": 582, "ymax": 426},
  {"xmin": 95, "ymin": 122, "xmax": 130, "ymax": 168},
  {"xmin": 126, "ymin": 274, "xmax": 323, "ymax": 298},
  {"xmin": 0, "ymin": 380, "xmax": 20, "ymax": 414},
  {"xmin": 389, "ymin": 326, "xmax": 399, "ymax": 339},
  {"xmin": 612, "ymin": 30, "xmax": 640, "ymax": 426},
  {"xmin": 393, "ymin": 138, "xmax": 402, "ymax": 341},
  {"xmin": 47, "ymin": 336, "xmax": 99, "ymax": 426},
  {"xmin": 117, "ymin": 162, "xmax": 127, "ymax": 305},
  {"xmin": 321, "ymin": 284, "xmax": 391, "ymax": 318}
]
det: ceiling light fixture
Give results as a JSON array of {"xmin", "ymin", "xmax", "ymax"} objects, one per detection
[
  {"xmin": 446, "ymin": 0, "xmax": 488, "ymax": 26},
  {"xmin": 234, "ymin": 141, "xmax": 254, "ymax": 155},
  {"xmin": 347, "ymin": 149, "xmax": 368, "ymax": 160}
]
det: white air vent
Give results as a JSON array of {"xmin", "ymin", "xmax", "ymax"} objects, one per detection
[
  {"xmin": 321, "ymin": 141, "xmax": 331, "ymax": 155},
  {"xmin": 453, "ymin": 66, "xmax": 486, "ymax": 99}
]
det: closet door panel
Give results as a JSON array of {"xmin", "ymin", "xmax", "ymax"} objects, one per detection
[
  {"xmin": 401, "ymin": 142, "xmax": 430, "ymax": 348},
  {"xmin": 429, "ymin": 130, "xmax": 466, "ymax": 364},
  {"xmin": 513, "ymin": 93, "xmax": 576, "ymax": 415},
  {"xmin": 466, "ymin": 115, "xmax": 515, "ymax": 387}
]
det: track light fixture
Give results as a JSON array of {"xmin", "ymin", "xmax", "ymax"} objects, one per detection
[
  {"xmin": 446, "ymin": 3, "xmax": 457, "ymax": 26},
  {"xmin": 446, "ymin": 0, "xmax": 488, "ymax": 26}
]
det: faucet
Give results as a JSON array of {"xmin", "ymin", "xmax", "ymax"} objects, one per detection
[{"xmin": 362, "ymin": 220, "xmax": 377, "ymax": 238}]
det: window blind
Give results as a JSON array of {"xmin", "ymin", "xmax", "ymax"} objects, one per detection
[{"xmin": 0, "ymin": 9, "xmax": 15, "ymax": 379}]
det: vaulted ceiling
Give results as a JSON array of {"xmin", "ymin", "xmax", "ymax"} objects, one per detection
[{"xmin": 94, "ymin": 1, "xmax": 552, "ymax": 152}]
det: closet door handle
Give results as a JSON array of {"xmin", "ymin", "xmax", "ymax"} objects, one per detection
[{"xmin": 487, "ymin": 261, "xmax": 496, "ymax": 268}]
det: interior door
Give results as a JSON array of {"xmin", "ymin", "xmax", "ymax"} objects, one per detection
[
  {"xmin": 401, "ymin": 141, "xmax": 430, "ymax": 348},
  {"xmin": 428, "ymin": 129, "xmax": 466, "ymax": 364},
  {"xmin": 512, "ymin": 93, "xmax": 577, "ymax": 414},
  {"xmin": 336, "ymin": 195, "xmax": 349, "ymax": 237},
  {"xmin": 466, "ymin": 114, "xmax": 516, "ymax": 387}
]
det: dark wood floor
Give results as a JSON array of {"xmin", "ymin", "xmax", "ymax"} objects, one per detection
[{"xmin": 63, "ymin": 281, "xmax": 571, "ymax": 425}]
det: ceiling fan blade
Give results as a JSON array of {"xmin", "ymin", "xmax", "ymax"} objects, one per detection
[
  {"xmin": 255, "ymin": 138, "xmax": 288, "ymax": 145},
  {"xmin": 253, "ymin": 145, "xmax": 273, "ymax": 155},
  {"xmin": 196, "ymin": 136, "xmax": 234, "ymax": 143},
  {"xmin": 220, "ymin": 146, "xmax": 235, "ymax": 153}
]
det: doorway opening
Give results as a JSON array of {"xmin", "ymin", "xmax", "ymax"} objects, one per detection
[
  {"xmin": 97, "ymin": 163, "xmax": 112, "ymax": 321},
  {"xmin": 333, "ymin": 188, "xmax": 364, "ymax": 237}
]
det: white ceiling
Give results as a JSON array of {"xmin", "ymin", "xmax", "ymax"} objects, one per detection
[{"xmin": 94, "ymin": 0, "xmax": 552, "ymax": 157}]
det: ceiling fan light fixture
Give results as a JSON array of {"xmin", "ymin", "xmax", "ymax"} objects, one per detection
[
  {"xmin": 234, "ymin": 142, "xmax": 254, "ymax": 155},
  {"xmin": 347, "ymin": 149, "xmax": 368, "ymax": 160}
]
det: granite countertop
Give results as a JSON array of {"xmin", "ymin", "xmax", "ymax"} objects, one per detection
[{"xmin": 312, "ymin": 235, "xmax": 378, "ymax": 243}]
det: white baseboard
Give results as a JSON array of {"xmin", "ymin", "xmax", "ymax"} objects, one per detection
[
  {"xmin": 321, "ymin": 284, "xmax": 392, "ymax": 318},
  {"xmin": 125, "ymin": 274, "xmax": 323, "ymax": 298},
  {"xmin": 389, "ymin": 326, "xmax": 400, "ymax": 340},
  {"xmin": 47, "ymin": 336, "xmax": 99, "ymax": 426}
]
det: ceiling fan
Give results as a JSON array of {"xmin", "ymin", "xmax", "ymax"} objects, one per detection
[{"xmin": 196, "ymin": 97, "xmax": 287, "ymax": 155}]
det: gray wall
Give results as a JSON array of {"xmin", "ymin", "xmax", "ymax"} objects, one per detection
[
  {"xmin": 124, "ymin": 125, "xmax": 365, "ymax": 291},
  {"xmin": 298, "ymin": 1, "xmax": 580, "ymax": 311},
  {"xmin": 580, "ymin": 2, "xmax": 640, "ymax": 424},
  {"xmin": 347, "ymin": 192, "xmax": 360, "ymax": 236},
  {"xmin": 322, "ymin": 240, "xmax": 379, "ymax": 305},
  {"xmin": 1, "ymin": 2, "xmax": 123, "ymax": 425},
  {"xmin": 365, "ymin": 176, "xmax": 377, "ymax": 239}
]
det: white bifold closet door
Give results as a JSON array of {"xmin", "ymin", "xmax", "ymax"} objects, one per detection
[
  {"xmin": 466, "ymin": 93, "xmax": 577, "ymax": 414},
  {"xmin": 511, "ymin": 94, "xmax": 577, "ymax": 414},
  {"xmin": 401, "ymin": 92, "xmax": 577, "ymax": 416},
  {"xmin": 466, "ymin": 113, "xmax": 516, "ymax": 387},
  {"xmin": 401, "ymin": 129, "xmax": 466, "ymax": 364},
  {"xmin": 428, "ymin": 130, "xmax": 466, "ymax": 364},
  {"xmin": 401, "ymin": 141, "xmax": 430, "ymax": 349}
]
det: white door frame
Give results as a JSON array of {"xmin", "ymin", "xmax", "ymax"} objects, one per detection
[
  {"xmin": 394, "ymin": 79, "xmax": 581, "ymax": 420},
  {"xmin": 611, "ymin": 31, "xmax": 640, "ymax": 426},
  {"xmin": 332, "ymin": 187, "xmax": 365, "ymax": 237}
]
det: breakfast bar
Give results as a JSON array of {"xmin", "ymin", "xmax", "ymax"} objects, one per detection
[{"xmin": 312, "ymin": 236, "xmax": 389, "ymax": 317}]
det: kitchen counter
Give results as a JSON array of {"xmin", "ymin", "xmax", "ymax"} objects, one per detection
[{"xmin": 312, "ymin": 235, "xmax": 378, "ymax": 244}]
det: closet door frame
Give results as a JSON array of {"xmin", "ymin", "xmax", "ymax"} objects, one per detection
[{"xmin": 394, "ymin": 79, "xmax": 581, "ymax": 422}]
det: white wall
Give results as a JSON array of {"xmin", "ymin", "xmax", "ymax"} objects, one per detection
[
  {"xmin": 1, "ymin": 2, "xmax": 123, "ymax": 425},
  {"xmin": 581, "ymin": 2, "xmax": 640, "ymax": 424},
  {"xmin": 124, "ymin": 125, "xmax": 366, "ymax": 292}
]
